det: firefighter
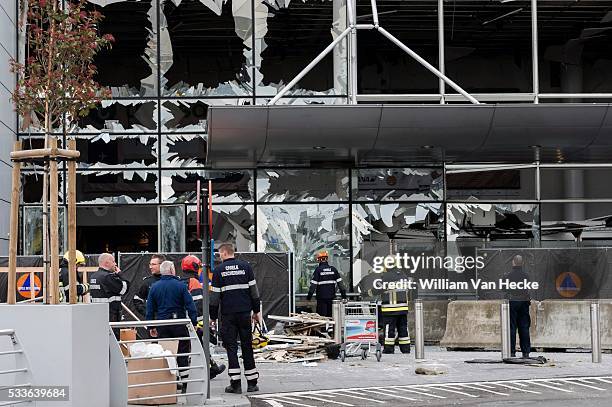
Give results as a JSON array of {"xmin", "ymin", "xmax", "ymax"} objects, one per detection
[
  {"xmin": 89, "ymin": 253, "xmax": 129, "ymax": 339},
  {"xmin": 59, "ymin": 250, "xmax": 89, "ymax": 303},
  {"xmin": 180, "ymin": 255, "xmax": 226, "ymax": 380},
  {"xmin": 210, "ymin": 243, "xmax": 261, "ymax": 394},
  {"xmin": 306, "ymin": 251, "xmax": 347, "ymax": 317},
  {"xmin": 380, "ymin": 267, "xmax": 411, "ymax": 354},
  {"xmin": 133, "ymin": 253, "xmax": 165, "ymax": 316}
]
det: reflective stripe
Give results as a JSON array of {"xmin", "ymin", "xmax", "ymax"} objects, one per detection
[
  {"xmin": 336, "ymin": 278, "xmax": 342, "ymax": 282},
  {"xmin": 248, "ymin": 280, "xmax": 257, "ymax": 286},
  {"xmin": 398, "ymin": 340, "xmax": 411, "ymax": 345},
  {"xmin": 382, "ymin": 306, "xmax": 409, "ymax": 312},
  {"xmin": 245, "ymin": 374, "xmax": 258, "ymax": 380},
  {"xmin": 384, "ymin": 339, "xmax": 396, "ymax": 345},
  {"xmin": 192, "ymin": 295, "xmax": 203, "ymax": 301},
  {"xmin": 317, "ymin": 280, "xmax": 337, "ymax": 285},
  {"xmin": 244, "ymin": 369, "xmax": 257, "ymax": 375},
  {"xmin": 310, "ymin": 280, "xmax": 318, "ymax": 285},
  {"xmin": 220, "ymin": 284, "xmax": 250, "ymax": 292},
  {"xmin": 89, "ymin": 284, "xmax": 101, "ymax": 290},
  {"xmin": 119, "ymin": 281, "xmax": 128, "ymax": 295},
  {"xmin": 210, "ymin": 287, "xmax": 221, "ymax": 292},
  {"xmin": 91, "ymin": 296, "xmax": 122, "ymax": 303},
  {"xmin": 228, "ymin": 368, "xmax": 241, "ymax": 374},
  {"xmin": 133, "ymin": 295, "xmax": 143, "ymax": 301}
]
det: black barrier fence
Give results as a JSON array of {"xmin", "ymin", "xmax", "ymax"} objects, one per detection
[
  {"xmin": 117, "ymin": 252, "xmax": 291, "ymax": 326},
  {"xmin": 1, "ymin": 252, "xmax": 292, "ymax": 328},
  {"xmin": 353, "ymin": 248, "xmax": 612, "ymax": 301}
]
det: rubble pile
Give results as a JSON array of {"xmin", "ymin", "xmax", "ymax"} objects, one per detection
[{"xmin": 255, "ymin": 313, "xmax": 337, "ymax": 363}]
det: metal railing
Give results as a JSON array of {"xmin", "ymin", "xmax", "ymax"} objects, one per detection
[
  {"xmin": 0, "ymin": 329, "xmax": 33, "ymax": 406},
  {"xmin": 110, "ymin": 319, "xmax": 208, "ymax": 405}
]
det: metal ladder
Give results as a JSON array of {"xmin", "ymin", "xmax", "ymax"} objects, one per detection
[{"xmin": 0, "ymin": 329, "xmax": 33, "ymax": 406}]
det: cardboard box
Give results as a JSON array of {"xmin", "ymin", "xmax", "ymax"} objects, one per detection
[
  {"xmin": 127, "ymin": 341, "xmax": 179, "ymax": 405},
  {"xmin": 120, "ymin": 329, "xmax": 136, "ymax": 357}
]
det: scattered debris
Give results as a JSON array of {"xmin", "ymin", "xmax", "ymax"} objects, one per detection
[
  {"xmin": 255, "ymin": 313, "xmax": 336, "ymax": 363},
  {"xmin": 415, "ymin": 363, "xmax": 449, "ymax": 375}
]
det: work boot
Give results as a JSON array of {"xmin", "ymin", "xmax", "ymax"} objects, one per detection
[
  {"xmin": 225, "ymin": 381, "xmax": 242, "ymax": 394},
  {"xmin": 247, "ymin": 381, "xmax": 259, "ymax": 393},
  {"xmin": 210, "ymin": 362, "xmax": 226, "ymax": 380},
  {"xmin": 399, "ymin": 344, "xmax": 411, "ymax": 354},
  {"xmin": 383, "ymin": 345, "xmax": 395, "ymax": 354}
]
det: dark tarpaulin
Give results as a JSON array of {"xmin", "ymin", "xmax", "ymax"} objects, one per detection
[
  {"xmin": 118, "ymin": 252, "xmax": 290, "ymax": 326},
  {"xmin": 476, "ymin": 248, "xmax": 612, "ymax": 300}
]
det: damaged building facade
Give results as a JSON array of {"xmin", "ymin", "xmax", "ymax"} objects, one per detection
[{"xmin": 2, "ymin": 0, "xmax": 612, "ymax": 298}]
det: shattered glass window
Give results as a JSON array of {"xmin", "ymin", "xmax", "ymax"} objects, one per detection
[
  {"xmin": 352, "ymin": 203, "xmax": 444, "ymax": 292},
  {"xmin": 446, "ymin": 203, "xmax": 539, "ymax": 296},
  {"xmin": 257, "ymin": 203, "xmax": 350, "ymax": 294},
  {"xmin": 160, "ymin": 99, "xmax": 252, "ymax": 132},
  {"xmin": 161, "ymin": 134, "xmax": 206, "ymax": 167},
  {"xmin": 257, "ymin": 169, "xmax": 349, "ymax": 202},
  {"xmin": 159, "ymin": 205, "xmax": 186, "ymax": 252},
  {"xmin": 21, "ymin": 171, "xmax": 64, "ymax": 204},
  {"xmin": 187, "ymin": 204, "xmax": 255, "ymax": 252},
  {"xmin": 22, "ymin": 206, "xmax": 66, "ymax": 255},
  {"xmin": 76, "ymin": 134, "xmax": 158, "ymax": 169},
  {"xmin": 76, "ymin": 100, "xmax": 158, "ymax": 134},
  {"xmin": 541, "ymin": 202, "xmax": 612, "ymax": 244},
  {"xmin": 160, "ymin": 0, "xmax": 253, "ymax": 97},
  {"xmin": 161, "ymin": 170, "xmax": 254, "ymax": 203},
  {"xmin": 256, "ymin": 0, "xmax": 348, "ymax": 101},
  {"xmin": 86, "ymin": 0, "xmax": 158, "ymax": 97},
  {"xmin": 353, "ymin": 168, "xmax": 443, "ymax": 201},
  {"xmin": 76, "ymin": 170, "xmax": 159, "ymax": 204}
]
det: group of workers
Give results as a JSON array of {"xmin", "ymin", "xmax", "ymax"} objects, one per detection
[{"xmin": 59, "ymin": 243, "xmax": 261, "ymax": 394}]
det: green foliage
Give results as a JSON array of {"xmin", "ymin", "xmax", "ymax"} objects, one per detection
[{"xmin": 10, "ymin": 0, "xmax": 114, "ymax": 132}]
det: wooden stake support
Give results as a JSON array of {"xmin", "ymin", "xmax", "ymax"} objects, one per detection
[{"xmin": 6, "ymin": 136, "xmax": 80, "ymax": 305}]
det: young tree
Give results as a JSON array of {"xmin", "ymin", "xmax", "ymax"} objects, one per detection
[{"xmin": 9, "ymin": 0, "xmax": 113, "ymax": 302}]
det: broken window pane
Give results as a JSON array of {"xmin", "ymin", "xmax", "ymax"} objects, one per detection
[
  {"xmin": 357, "ymin": 0, "xmax": 439, "ymax": 95},
  {"xmin": 76, "ymin": 100, "xmax": 158, "ymax": 133},
  {"xmin": 445, "ymin": 0, "xmax": 533, "ymax": 95},
  {"xmin": 22, "ymin": 206, "xmax": 66, "ymax": 255},
  {"xmin": 352, "ymin": 203, "xmax": 444, "ymax": 295},
  {"xmin": 159, "ymin": 205, "xmax": 186, "ymax": 252},
  {"xmin": 160, "ymin": 0, "xmax": 253, "ymax": 96},
  {"xmin": 353, "ymin": 168, "xmax": 443, "ymax": 201},
  {"xmin": 86, "ymin": 0, "xmax": 158, "ymax": 97},
  {"xmin": 257, "ymin": 203, "xmax": 350, "ymax": 294},
  {"xmin": 541, "ymin": 203, "xmax": 612, "ymax": 245},
  {"xmin": 162, "ymin": 170, "xmax": 254, "ymax": 203},
  {"xmin": 21, "ymin": 171, "xmax": 64, "ymax": 204},
  {"xmin": 187, "ymin": 204, "xmax": 255, "ymax": 252},
  {"xmin": 161, "ymin": 134, "xmax": 206, "ymax": 168},
  {"xmin": 76, "ymin": 205, "xmax": 159, "ymax": 253},
  {"xmin": 257, "ymin": 169, "xmax": 348, "ymax": 202},
  {"xmin": 256, "ymin": 0, "xmax": 348, "ymax": 100},
  {"xmin": 76, "ymin": 170, "xmax": 158, "ymax": 204},
  {"xmin": 160, "ymin": 98, "xmax": 251, "ymax": 132},
  {"xmin": 76, "ymin": 134, "xmax": 158, "ymax": 169},
  {"xmin": 446, "ymin": 203, "xmax": 539, "ymax": 296}
]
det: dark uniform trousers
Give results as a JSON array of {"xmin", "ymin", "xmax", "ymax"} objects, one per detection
[
  {"xmin": 316, "ymin": 300, "xmax": 333, "ymax": 318},
  {"xmin": 220, "ymin": 312, "xmax": 258, "ymax": 384},
  {"xmin": 382, "ymin": 313, "xmax": 410, "ymax": 353},
  {"xmin": 158, "ymin": 324, "xmax": 191, "ymax": 380},
  {"xmin": 510, "ymin": 300, "xmax": 531, "ymax": 355}
]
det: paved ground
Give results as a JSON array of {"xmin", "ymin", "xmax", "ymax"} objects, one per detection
[{"xmin": 204, "ymin": 346, "xmax": 612, "ymax": 406}]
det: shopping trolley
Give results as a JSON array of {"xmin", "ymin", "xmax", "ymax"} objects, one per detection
[{"xmin": 340, "ymin": 301, "xmax": 382, "ymax": 362}]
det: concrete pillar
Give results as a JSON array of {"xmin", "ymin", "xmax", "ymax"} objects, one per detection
[{"xmin": 561, "ymin": 56, "xmax": 585, "ymax": 222}]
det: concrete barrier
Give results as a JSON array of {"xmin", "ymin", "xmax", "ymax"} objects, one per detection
[
  {"xmin": 407, "ymin": 300, "xmax": 448, "ymax": 344},
  {"xmin": 439, "ymin": 299, "xmax": 612, "ymax": 351}
]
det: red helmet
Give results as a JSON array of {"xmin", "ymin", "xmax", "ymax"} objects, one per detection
[{"xmin": 181, "ymin": 255, "xmax": 202, "ymax": 273}]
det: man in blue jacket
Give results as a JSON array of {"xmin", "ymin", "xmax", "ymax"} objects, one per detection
[{"xmin": 146, "ymin": 260, "xmax": 197, "ymax": 393}]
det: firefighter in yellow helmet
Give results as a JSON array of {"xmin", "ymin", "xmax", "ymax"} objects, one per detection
[
  {"xmin": 307, "ymin": 250, "xmax": 347, "ymax": 317},
  {"xmin": 59, "ymin": 250, "xmax": 89, "ymax": 303},
  {"xmin": 379, "ymin": 266, "xmax": 411, "ymax": 354}
]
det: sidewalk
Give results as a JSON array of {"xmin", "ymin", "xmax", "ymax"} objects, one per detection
[{"xmin": 205, "ymin": 346, "xmax": 612, "ymax": 406}]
